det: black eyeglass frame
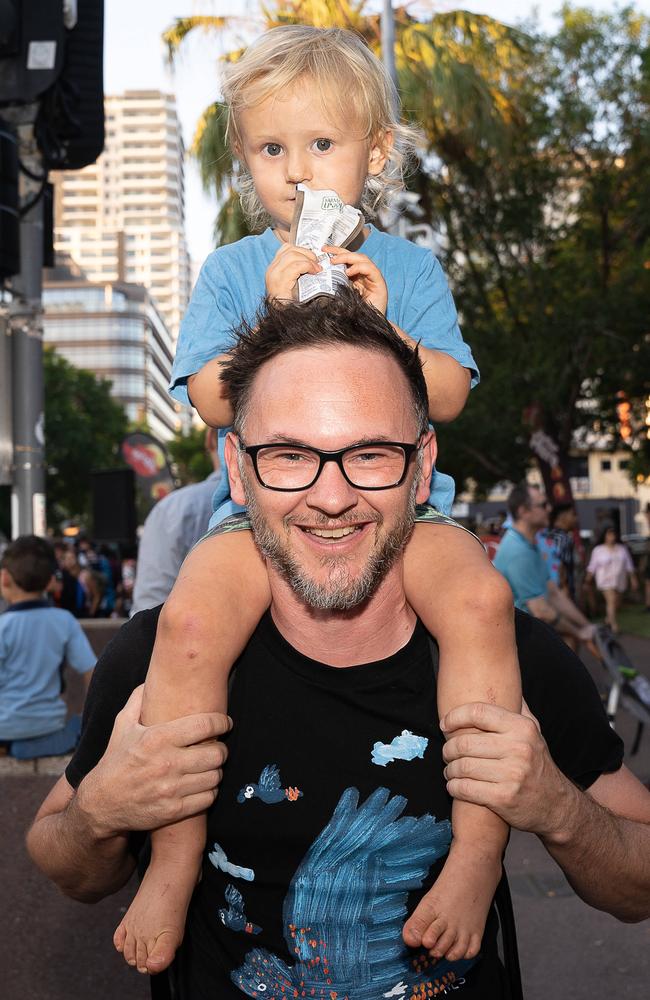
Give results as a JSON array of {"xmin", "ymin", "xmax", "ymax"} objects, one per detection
[{"xmin": 238, "ymin": 439, "xmax": 422, "ymax": 492}]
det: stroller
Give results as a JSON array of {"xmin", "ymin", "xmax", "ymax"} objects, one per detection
[{"xmin": 595, "ymin": 625, "xmax": 650, "ymax": 756}]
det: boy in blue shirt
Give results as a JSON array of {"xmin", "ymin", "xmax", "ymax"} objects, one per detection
[{"xmin": 0, "ymin": 536, "xmax": 95, "ymax": 758}]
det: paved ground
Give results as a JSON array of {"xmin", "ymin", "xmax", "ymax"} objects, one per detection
[{"xmin": 1, "ymin": 630, "xmax": 648, "ymax": 999}]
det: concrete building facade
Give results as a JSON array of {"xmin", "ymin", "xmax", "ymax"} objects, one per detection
[
  {"xmin": 52, "ymin": 90, "xmax": 191, "ymax": 340},
  {"xmin": 43, "ymin": 258, "xmax": 183, "ymax": 443}
]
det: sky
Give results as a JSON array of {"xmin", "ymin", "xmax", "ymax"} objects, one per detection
[{"xmin": 104, "ymin": 1, "xmax": 650, "ymax": 265}]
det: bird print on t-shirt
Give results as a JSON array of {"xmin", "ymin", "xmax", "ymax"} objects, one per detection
[
  {"xmin": 230, "ymin": 786, "xmax": 476, "ymax": 1000},
  {"xmin": 237, "ymin": 763, "xmax": 303, "ymax": 804},
  {"xmin": 219, "ymin": 884, "xmax": 262, "ymax": 935}
]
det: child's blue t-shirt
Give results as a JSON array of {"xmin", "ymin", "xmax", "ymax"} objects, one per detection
[
  {"xmin": 170, "ymin": 225, "xmax": 479, "ymax": 520},
  {"xmin": 0, "ymin": 601, "xmax": 96, "ymax": 740}
]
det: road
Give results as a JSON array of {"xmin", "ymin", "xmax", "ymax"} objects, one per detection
[{"xmin": 1, "ymin": 631, "xmax": 648, "ymax": 1000}]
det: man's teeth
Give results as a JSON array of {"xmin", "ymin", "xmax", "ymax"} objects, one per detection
[{"xmin": 305, "ymin": 526, "xmax": 358, "ymax": 539}]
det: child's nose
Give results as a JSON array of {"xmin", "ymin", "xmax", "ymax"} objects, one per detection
[{"xmin": 285, "ymin": 150, "xmax": 311, "ymax": 185}]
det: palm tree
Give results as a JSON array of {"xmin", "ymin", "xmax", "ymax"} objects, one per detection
[{"xmin": 163, "ymin": 1, "xmax": 530, "ymax": 245}]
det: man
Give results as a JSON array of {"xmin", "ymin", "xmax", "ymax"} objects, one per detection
[
  {"xmin": 27, "ymin": 293, "xmax": 650, "ymax": 998},
  {"xmin": 537, "ymin": 502, "xmax": 579, "ymax": 600},
  {"xmin": 495, "ymin": 482, "xmax": 595, "ymax": 646},
  {"xmin": 131, "ymin": 428, "xmax": 221, "ymax": 613}
]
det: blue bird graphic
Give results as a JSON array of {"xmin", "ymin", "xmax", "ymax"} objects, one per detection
[
  {"xmin": 237, "ymin": 764, "xmax": 303, "ymax": 805},
  {"xmin": 219, "ymin": 884, "xmax": 262, "ymax": 936},
  {"xmin": 231, "ymin": 787, "xmax": 476, "ymax": 999}
]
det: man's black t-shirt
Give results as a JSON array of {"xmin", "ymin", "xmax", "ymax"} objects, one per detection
[{"xmin": 66, "ymin": 609, "xmax": 623, "ymax": 1000}]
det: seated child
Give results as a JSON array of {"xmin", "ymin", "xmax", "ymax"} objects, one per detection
[
  {"xmin": 114, "ymin": 24, "xmax": 520, "ymax": 977},
  {"xmin": 0, "ymin": 536, "xmax": 95, "ymax": 758}
]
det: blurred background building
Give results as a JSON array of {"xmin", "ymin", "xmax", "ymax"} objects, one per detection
[
  {"xmin": 51, "ymin": 91, "xmax": 191, "ymax": 340},
  {"xmin": 43, "ymin": 254, "xmax": 182, "ymax": 442}
]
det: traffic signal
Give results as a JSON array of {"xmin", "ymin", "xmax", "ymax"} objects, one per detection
[
  {"xmin": 0, "ymin": 0, "xmax": 66, "ymax": 106},
  {"xmin": 36, "ymin": 0, "xmax": 105, "ymax": 171},
  {"xmin": 0, "ymin": 1, "xmax": 104, "ymax": 170}
]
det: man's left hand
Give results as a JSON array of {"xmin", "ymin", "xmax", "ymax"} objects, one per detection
[{"xmin": 441, "ymin": 701, "xmax": 572, "ymax": 837}]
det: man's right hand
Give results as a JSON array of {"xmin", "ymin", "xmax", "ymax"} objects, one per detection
[{"xmin": 76, "ymin": 685, "xmax": 231, "ymax": 839}]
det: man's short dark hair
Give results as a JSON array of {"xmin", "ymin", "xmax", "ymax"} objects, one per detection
[
  {"xmin": 550, "ymin": 502, "xmax": 575, "ymax": 526},
  {"xmin": 507, "ymin": 481, "xmax": 535, "ymax": 520},
  {"xmin": 219, "ymin": 287, "xmax": 430, "ymax": 436},
  {"xmin": 1, "ymin": 535, "xmax": 57, "ymax": 592}
]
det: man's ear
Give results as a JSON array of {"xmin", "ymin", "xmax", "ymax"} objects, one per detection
[
  {"xmin": 224, "ymin": 432, "xmax": 247, "ymax": 506},
  {"xmin": 368, "ymin": 130, "xmax": 393, "ymax": 176},
  {"xmin": 415, "ymin": 430, "xmax": 437, "ymax": 505}
]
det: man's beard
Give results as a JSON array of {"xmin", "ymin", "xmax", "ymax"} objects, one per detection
[{"xmin": 242, "ymin": 472, "xmax": 419, "ymax": 612}]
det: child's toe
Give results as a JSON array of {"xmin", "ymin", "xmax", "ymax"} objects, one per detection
[
  {"xmin": 421, "ymin": 916, "xmax": 447, "ymax": 951},
  {"xmin": 122, "ymin": 931, "xmax": 137, "ymax": 967},
  {"xmin": 147, "ymin": 929, "xmax": 180, "ymax": 973},
  {"xmin": 136, "ymin": 937, "xmax": 150, "ymax": 974},
  {"xmin": 113, "ymin": 922, "xmax": 126, "ymax": 953},
  {"xmin": 445, "ymin": 932, "xmax": 469, "ymax": 962},
  {"xmin": 431, "ymin": 926, "xmax": 456, "ymax": 959}
]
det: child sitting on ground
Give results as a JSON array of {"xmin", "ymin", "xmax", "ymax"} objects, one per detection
[
  {"xmin": 0, "ymin": 536, "xmax": 95, "ymax": 759},
  {"xmin": 114, "ymin": 24, "xmax": 520, "ymax": 977}
]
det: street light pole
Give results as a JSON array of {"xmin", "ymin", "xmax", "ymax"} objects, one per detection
[
  {"xmin": 6, "ymin": 103, "xmax": 46, "ymax": 537},
  {"xmin": 381, "ymin": 0, "xmax": 398, "ymax": 113}
]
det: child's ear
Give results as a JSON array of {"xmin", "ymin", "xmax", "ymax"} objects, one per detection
[{"xmin": 368, "ymin": 130, "xmax": 393, "ymax": 176}]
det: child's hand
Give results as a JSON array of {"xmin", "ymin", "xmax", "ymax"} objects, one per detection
[
  {"xmin": 266, "ymin": 244, "xmax": 321, "ymax": 302},
  {"xmin": 322, "ymin": 246, "xmax": 388, "ymax": 314}
]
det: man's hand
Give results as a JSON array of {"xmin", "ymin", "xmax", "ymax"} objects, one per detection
[
  {"xmin": 440, "ymin": 701, "xmax": 573, "ymax": 838},
  {"xmin": 322, "ymin": 246, "xmax": 388, "ymax": 313},
  {"xmin": 76, "ymin": 685, "xmax": 231, "ymax": 839},
  {"xmin": 265, "ymin": 244, "xmax": 321, "ymax": 301}
]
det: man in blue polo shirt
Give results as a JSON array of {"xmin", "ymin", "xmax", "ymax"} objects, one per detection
[
  {"xmin": 494, "ymin": 482, "xmax": 595, "ymax": 647},
  {"xmin": 0, "ymin": 535, "xmax": 95, "ymax": 759}
]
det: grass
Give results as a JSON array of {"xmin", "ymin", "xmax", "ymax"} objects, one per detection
[{"xmin": 617, "ymin": 603, "xmax": 650, "ymax": 640}]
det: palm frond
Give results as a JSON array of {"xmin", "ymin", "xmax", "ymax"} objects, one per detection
[
  {"xmin": 191, "ymin": 102, "xmax": 233, "ymax": 197},
  {"xmin": 163, "ymin": 15, "xmax": 232, "ymax": 65}
]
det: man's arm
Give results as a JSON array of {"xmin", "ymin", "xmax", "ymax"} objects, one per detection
[
  {"xmin": 527, "ymin": 585, "xmax": 592, "ymax": 641},
  {"xmin": 441, "ymin": 702, "xmax": 650, "ymax": 922},
  {"xmin": 27, "ymin": 686, "xmax": 230, "ymax": 902}
]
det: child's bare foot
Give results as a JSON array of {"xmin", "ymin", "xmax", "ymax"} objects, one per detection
[
  {"xmin": 114, "ymin": 856, "xmax": 200, "ymax": 974},
  {"xmin": 402, "ymin": 843, "xmax": 502, "ymax": 961}
]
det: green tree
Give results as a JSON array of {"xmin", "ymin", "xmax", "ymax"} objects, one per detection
[
  {"xmin": 432, "ymin": 5, "xmax": 650, "ymax": 494},
  {"xmin": 44, "ymin": 348, "xmax": 129, "ymax": 527},
  {"xmin": 167, "ymin": 424, "xmax": 213, "ymax": 485}
]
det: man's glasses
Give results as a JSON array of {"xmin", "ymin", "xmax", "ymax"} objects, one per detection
[{"xmin": 238, "ymin": 440, "xmax": 421, "ymax": 492}]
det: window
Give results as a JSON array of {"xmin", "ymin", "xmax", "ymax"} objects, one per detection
[
  {"xmin": 618, "ymin": 459, "xmax": 629, "ymax": 470},
  {"xmin": 600, "ymin": 459, "xmax": 611, "ymax": 471}
]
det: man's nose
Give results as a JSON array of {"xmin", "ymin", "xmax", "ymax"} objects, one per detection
[{"xmin": 305, "ymin": 459, "xmax": 358, "ymax": 516}]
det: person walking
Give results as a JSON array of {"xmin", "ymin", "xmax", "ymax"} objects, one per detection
[{"xmin": 586, "ymin": 526, "xmax": 638, "ymax": 633}]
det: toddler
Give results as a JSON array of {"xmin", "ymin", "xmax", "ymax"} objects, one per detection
[{"xmin": 114, "ymin": 25, "xmax": 520, "ymax": 977}]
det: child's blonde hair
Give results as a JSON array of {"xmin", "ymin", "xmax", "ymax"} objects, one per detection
[{"xmin": 222, "ymin": 24, "xmax": 422, "ymax": 229}]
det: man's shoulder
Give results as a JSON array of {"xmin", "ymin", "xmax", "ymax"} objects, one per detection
[{"xmin": 144, "ymin": 475, "xmax": 217, "ymax": 525}]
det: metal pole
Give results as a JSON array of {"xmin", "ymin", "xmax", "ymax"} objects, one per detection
[{"xmin": 6, "ymin": 104, "xmax": 47, "ymax": 538}]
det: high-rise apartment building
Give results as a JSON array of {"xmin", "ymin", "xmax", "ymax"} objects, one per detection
[{"xmin": 52, "ymin": 91, "xmax": 191, "ymax": 339}]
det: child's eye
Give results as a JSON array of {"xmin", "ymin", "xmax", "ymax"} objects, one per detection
[
  {"xmin": 263, "ymin": 143, "xmax": 283, "ymax": 157},
  {"xmin": 313, "ymin": 138, "xmax": 333, "ymax": 153}
]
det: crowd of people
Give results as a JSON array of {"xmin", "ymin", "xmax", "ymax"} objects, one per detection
[
  {"xmin": 50, "ymin": 537, "xmax": 136, "ymax": 620},
  {"xmin": 476, "ymin": 491, "xmax": 646, "ymax": 640}
]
